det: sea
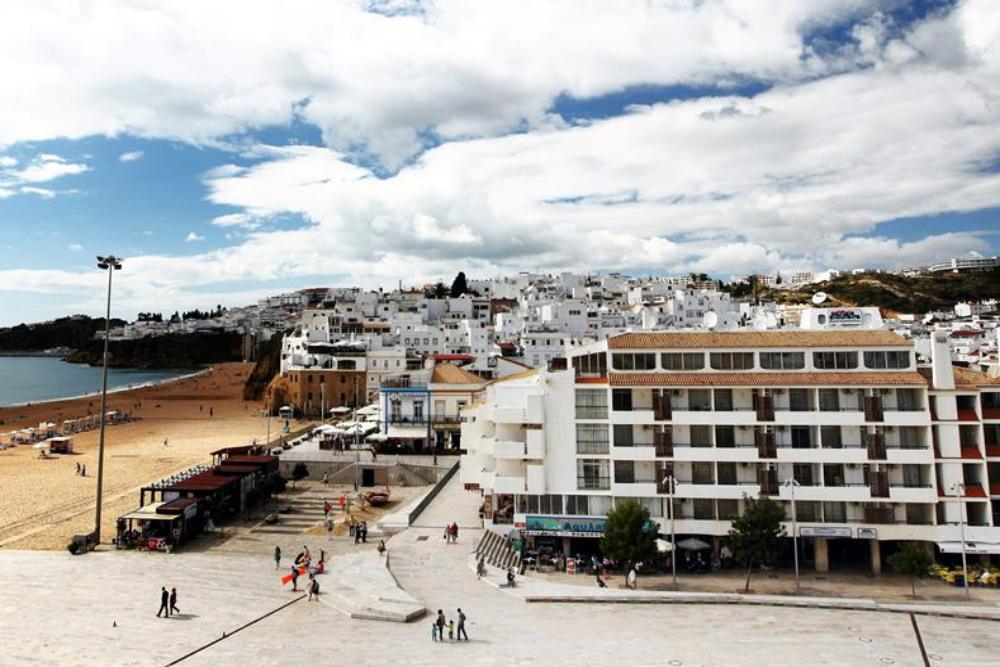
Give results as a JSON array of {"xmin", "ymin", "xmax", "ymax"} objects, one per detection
[{"xmin": 0, "ymin": 356, "xmax": 190, "ymax": 407}]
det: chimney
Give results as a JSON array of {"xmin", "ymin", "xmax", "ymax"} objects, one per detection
[{"xmin": 930, "ymin": 331, "xmax": 954, "ymax": 390}]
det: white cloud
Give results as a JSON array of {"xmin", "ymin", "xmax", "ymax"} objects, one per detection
[
  {"xmin": 68, "ymin": 243, "xmax": 83, "ymax": 251},
  {"xmin": 19, "ymin": 186, "xmax": 56, "ymax": 198},
  {"xmin": 0, "ymin": 156, "xmax": 16, "ymax": 167},
  {"xmin": 118, "ymin": 150, "xmax": 144, "ymax": 162},
  {"xmin": 0, "ymin": 153, "xmax": 90, "ymax": 196},
  {"xmin": 0, "ymin": 0, "xmax": 923, "ymax": 168},
  {"xmin": 184, "ymin": 231, "xmax": 204, "ymax": 242},
  {"xmin": 0, "ymin": 0, "xmax": 998, "ymax": 320}
]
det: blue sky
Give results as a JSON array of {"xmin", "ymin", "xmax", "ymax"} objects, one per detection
[{"xmin": 0, "ymin": 0, "xmax": 998, "ymax": 326}]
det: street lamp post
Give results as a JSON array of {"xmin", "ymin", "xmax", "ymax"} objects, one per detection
[
  {"xmin": 662, "ymin": 474, "xmax": 677, "ymax": 587},
  {"xmin": 265, "ymin": 389, "xmax": 272, "ymax": 445},
  {"xmin": 784, "ymin": 477, "xmax": 801, "ymax": 592},
  {"xmin": 353, "ymin": 375, "xmax": 360, "ymax": 491},
  {"xmin": 93, "ymin": 255, "xmax": 122, "ymax": 547},
  {"xmin": 321, "ymin": 383, "xmax": 326, "ymax": 424},
  {"xmin": 950, "ymin": 482, "xmax": 970, "ymax": 598}
]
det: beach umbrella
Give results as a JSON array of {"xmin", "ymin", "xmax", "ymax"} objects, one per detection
[
  {"xmin": 656, "ymin": 539, "xmax": 673, "ymax": 553},
  {"xmin": 677, "ymin": 537, "xmax": 711, "ymax": 551}
]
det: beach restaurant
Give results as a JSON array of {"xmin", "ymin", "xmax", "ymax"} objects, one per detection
[{"xmin": 118, "ymin": 498, "xmax": 202, "ymax": 552}]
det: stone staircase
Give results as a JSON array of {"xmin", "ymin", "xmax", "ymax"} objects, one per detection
[{"xmin": 475, "ymin": 529, "xmax": 521, "ymax": 571}]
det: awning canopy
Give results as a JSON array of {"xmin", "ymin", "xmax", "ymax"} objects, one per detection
[
  {"xmin": 122, "ymin": 502, "xmax": 175, "ymax": 522},
  {"xmin": 386, "ymin": 425, "xmax": 428, "ymax": 440},
  {"xmin": 329, "ymin": 407, "xmax": 351, "ymax": 414},
  {"xmin": 937, "ymin": 541, "xmax": 1000, "ymax": 555}
]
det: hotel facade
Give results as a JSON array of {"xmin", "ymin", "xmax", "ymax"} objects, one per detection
[{"xmin": 461, "ymin": 330, "xmax": 1000, "ymax": 572}]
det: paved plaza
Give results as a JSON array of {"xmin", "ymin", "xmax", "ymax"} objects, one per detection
[{"xmin": 2, "ymin": 477, "xmax": 999, "ymax": 665}]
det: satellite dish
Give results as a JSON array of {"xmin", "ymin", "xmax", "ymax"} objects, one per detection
[
  {"xmin": 812, "ymin": 292, "xmax": 828, "ymax": 305},
  {"xmin": 702, "ymin": 312, "xmax": 719, "ymax": 329}
]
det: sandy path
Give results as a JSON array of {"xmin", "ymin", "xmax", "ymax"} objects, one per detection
[{"xmin": 0, "ymin": 363, "xmax": 297, "ymax": 549}]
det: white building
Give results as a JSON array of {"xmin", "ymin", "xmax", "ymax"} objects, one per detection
[{"xmin": 461, "ymin": 329, "xmax": 1000, "ymax": 571}]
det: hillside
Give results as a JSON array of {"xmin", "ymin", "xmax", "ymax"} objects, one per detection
[
  {"xmin": 242, "ymin": 332, "xmax": 285, "ymax": 401},
  {"xmin": 766, "ymin": 269, "xmax": 1000, "ymax": 315},
  {"xmin": 0, "ymin": 316, "xmax": 125, "ymax": 353},
  {"xmin": 65, "ymin": 331, "xmax": 244, "ymax": 369}
]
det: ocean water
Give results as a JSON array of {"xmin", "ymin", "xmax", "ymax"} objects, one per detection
[{"xmin": 0, "ymin": 356, "xmax": 189, "ymax": 407}]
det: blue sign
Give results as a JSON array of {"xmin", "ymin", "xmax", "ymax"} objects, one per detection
[{"xmin": 525, "ymin": 515, "xmax": 606, "ymax": 537}]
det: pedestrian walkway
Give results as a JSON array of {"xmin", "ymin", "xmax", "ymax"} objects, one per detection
[{"xmin": 408, "ymin": 469, "xmax": 481, "ymax": 529}]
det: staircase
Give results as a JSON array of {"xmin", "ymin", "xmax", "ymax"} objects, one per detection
[{"xmin": 475, "ymin": 529, "xmax": 521, "ymax": 571}]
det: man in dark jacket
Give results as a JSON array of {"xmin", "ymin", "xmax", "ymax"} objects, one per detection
[{"xmin": 157, "ymin": 587, "xmax": 170, "ymax": 617}]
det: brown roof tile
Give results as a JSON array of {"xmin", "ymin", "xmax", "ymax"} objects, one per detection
[
  {"xmin": 609, "ymin": 371, "xmax": 928, "ymax": 387},
  {"xmin": 430, "ymin": 363, "xmax": 487, "ymax": 385},
  {"xmin": 608, "ymin": 330, "xmax": 908, "ymax": 350},
  {"xmin": 917, "ymin": 366, "xmax": 1000, "ymax": 389}
]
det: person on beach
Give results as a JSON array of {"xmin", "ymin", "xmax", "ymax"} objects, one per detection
[
  {"xmin": 431, "ymin": 621, "xmax": 438, "ymax": 642},
  {"xmin": 308, "ymin": 576, "xmax": 320, "ymax": 601},
  {"xmin": 448, "ymin": 618, "xmax": 455, "ymax": 641},
  {"xmin": 80, "ymin": 464, "xmax": 86, "ymax": 476},
  {"xmin": 457, "ymin": 608, "xmax": 468, "ymax": 641},
  {"xmin": 169, "ymin": 587, "xmax": 180, "ymax": 615},
  {"xmin": 157, "ymin": 586, "xmax": 170, "ymax": 618},
  {"xmin": 290, "ymin": 565, "xmax": 300, "ymax": 592},
  {"xmin": 163, "ymin": 438, "xmax": 168, "ymax": 447},
  {"xmin": 209, "ymin": 407, "xmax": 213, "ymax": 418},
  {"xmin": 274, "ymin": 546, "xmax": 281, "ymax": 570},
  {"xmin": 75, "ymin": 462, "xmax": 80, "ymax": 475},
  {"xmin": 323, "ymin": 499, "xmax": 332, "ymax": 520},
  {"xmin": 377, "ymin": 539, "xmax": 386, "ymax": 556}
]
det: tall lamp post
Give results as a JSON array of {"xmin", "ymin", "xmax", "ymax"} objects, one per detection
[
  {"xmin": 662, "ymin": 474, "xmax": 677, "ymax": 587},
  {"xmin": 783, "ymin": 477, "xmax": 801, "ymax": 592},
  {"xmin": 353, "ymin": 375, "xmax": 360, "ymax": 491},
  {"xmin": 950, "ymin": 482, "xmax": 970, "ymax": 598},
  {"xmin": 92, "ymin": 255, "xmax": 123, "ymax": 547},
  {"xmin": 265, "ymin": 389, "xmax": 272, "ymax": 445}
]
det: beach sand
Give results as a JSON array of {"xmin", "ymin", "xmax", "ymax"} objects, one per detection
[{"xmin": 0, "ymin": 362, "xmax": 291, "ymax": 550}]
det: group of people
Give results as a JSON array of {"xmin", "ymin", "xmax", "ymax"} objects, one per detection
[
  {"xmin": 442, "ymin": 522, "xmax": 460, "ymax": 544},
  {"xmin": 155, "ymin": 586, "xmax": 180, "ymax": 618},
  {"xmin": 432, "ymin": 608, "xmax": 469, "ymax": 642},
  {"xmin": 74, "ymin": 462, "xmax": 87, "ymax": 476},
  {"xmin": 351, "ymin": 519, "xmax": 369, "ymax": 544}
]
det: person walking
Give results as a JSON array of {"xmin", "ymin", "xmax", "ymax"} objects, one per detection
[
  {"xmin": 169, "ymin": 587, "xmax": 180, "ymax": 615},
  {"xmin": 274, "ymin": 546, "xmax": 282, "ymax": 570},
  {"xmin": 431, "ymin": 621, "xmax": 438, "ymax": 642},
  {"xmin": 308, "ymin": 576, "xmax": 320, "ymax": 601},
  {"xmin": 290, "ymin": 565, "xmax": 300, "ymax": 592},
  {"xmin": 457, "ymin": 608, "xmax": 469, "ymax": 641},
  {"xmin": 448, "ymin": 618, "xmax": 455, "ymax": 641},
  {"xmin": 323, "ymin": 499, "xmax": 332, "ymax": 521},
  {"xmin": 361, "ymin": 521, "xmax": 368, "ymax": 543},
  {"xmin": 156, "ymin": 586, "xmax": 170, "ymax": 618},
  {"xmin": 435, "ymin": 610, "xmax": 446, "ymax": 641}
]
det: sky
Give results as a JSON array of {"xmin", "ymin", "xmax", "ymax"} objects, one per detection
[{"xmin": 0, "ymin": 0, "xmax": 998, "ymax": 326}]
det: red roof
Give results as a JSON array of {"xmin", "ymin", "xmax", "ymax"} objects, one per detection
[
  {"xmin": 215, "ymin": 465, "xmax": 261, "ymax": 476},
  {"xmin": 158, "ymin": 497, "xmax": 199, "ymax": 514},
  {"xmin": 166, "ymin": 473, "xmax": 238, "ymax": 493},
  {"xmin": 224, "ymin": 455, "xmax": 277, "ymax": 466},
  {"xmin": 433, "ymin": 354, "xmax": 475, "ymax": 361}
]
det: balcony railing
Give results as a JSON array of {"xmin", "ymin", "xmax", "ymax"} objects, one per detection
[{"xmin": 577, "ymin": 476, "xmax": 610, "ymax": 490}]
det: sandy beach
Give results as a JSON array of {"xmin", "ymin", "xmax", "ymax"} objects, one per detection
[{"xmin": 0, "ymin": 362, "xmax": 292, "ymax": 550}]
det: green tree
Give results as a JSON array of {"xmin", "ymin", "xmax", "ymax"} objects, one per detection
[
  {"xmin": 728, "ymin": 494, "xmax": 786, "ymax": 592},
  {"xmin": 775, "ymin": 272, "xmax": 783, "ymax": 285},
  {"xmin": 450, "ymin": 271, "xmax": 469, "ymax": 298},
  {"xmin": 887, "ymin": 542, "xmax": 933, "ymax": 598},
  {"xmin": 291, "ymin": 462, "xmax": 309, "ymax": 488},
  {"xmin": 430, "ymin": 281, "xmax": 449, "ymax": 298},
  {"xmin": 600, "ymin": 500, "xmax": 657, "ymax": 584}
]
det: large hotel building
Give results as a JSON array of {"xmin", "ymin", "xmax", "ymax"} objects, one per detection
[{"xmin": 461, "ymin": 329, "xmax": 1000, "ymax": 571}]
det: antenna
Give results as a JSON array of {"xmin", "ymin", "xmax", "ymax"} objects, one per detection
[{"xmin": 811, "ymin": 292, "xmax": 828, "ymax": 305}]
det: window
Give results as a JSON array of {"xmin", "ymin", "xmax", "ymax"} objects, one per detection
[
  {"xmin": 793, "ymin": 463, "xmax": 814, "ymax": 485},
  {"xmin": 813, "ymin": 351, "xmax": 858, "ymax": 369},
  {"xmin": 692, "ymin": 462, "xmax": 714, "ymax": 484},
  {"xmin": 710, "ymin": 352, "xmax": 755, "ymax": 370},
  {"xmin": 576, "ymin": 424, "xmax": 609, "ymax": 454},
  {"xmin": 715, "ymin": 426, "xmax": 735, "ymax": 448},
  {"xmin": 613, "ymin": 425, "xmax": 635, "ymax": 447},
  {"xmin": 788, "ymin": 389, "xmax": 811, "ymax": 412},
  {"xmin": 796, "ymin": 501, "xmax": 820, "ymax": 522},
  {"xmin": 625, "ymin": 496, "xmax": 663, "ymax": 517},
  {"xmin": 690, "ymin": 425, "xmax": 712, "ymax": 447},
  {"xmin": 565, "ymin": 495, "xmax": 589, "ymax": 515},
  {"xmin": 413, "ymin": 400, "xmax": 424, "ymax": 421},
  {"xmin": 575, "ymin": 389, "xmax": 608, "ymax": 419},
  {"xmin": 821, "ymin": 426, "xmax": 842, "ymax": 448},
  {"xmin": 611, "ymin": 353, "xmax": 656, "ymax": 371},
  {"xmin": 713, "ymin": 389, "xmax": 733, "ymax": 411},
  {"xmin": 717, "ymin": 462, "xmax": 737, "ymax": 484},
  {"xmin": 863, "ymin": 351, "xmax": 910, "ymax": 369},
  {"xmin": 688, "ymin": 389, "xmax": 712, "ymax": 411},
  {"xmin": 718, "ymin": 499, "xmax": 739, "ymax": 520},
  {"xmin": 614, "ymin": 461, "xmax": 635, "ymax": 483},
  {"xmin": 818, "ymin": 389, "xmax": 840, "ymax": 411},
  {"xmin": 823, "ymin": 464, "xmax": 845, "ymax": 487},
  {"xmin": 611, "ymin": 388, "xmax": 633, "ymax": 412},
  {"xmin": 661, "ymin": 353, "xmax": 705, "ymax": 370},
  {"xmin": 577, "ymin": 459, "xmax": 610, "ymax": 490},
  {"xmin": 791, "ymin": 426, "xmax": 812, "ymax": 448},
  {"xmin": 824, "ymin": 502, "xmax": 846, "ymax": 523},
  {"xmin": 759, "ymin": 352, "xmax": 805, "ymax": 370},
  {"xmin": 590, "ymin": 496, "xmax": 613, "ymax": 516},
  {"xmin": 693, "ymin": 498, "xmax": 715, "ymax": 520},
  {"xmin": 898, "ymin": 426, "xmax": 923, "ymax": 449},
  {"xmin": 896, "ymin": 389, "xmax": 920, "ymax": 411}
]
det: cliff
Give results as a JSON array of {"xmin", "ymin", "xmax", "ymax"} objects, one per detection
[
  {"xmin": 65, "ymin": 331, "xmax": 244, "ymax": 369},
  {"xmin": 242, "ymin": 332, "xmax": 285, "ymax": 401},
  {"xmin": 0, "ymin": 316, "xmax": 125, "ymax": 353}
]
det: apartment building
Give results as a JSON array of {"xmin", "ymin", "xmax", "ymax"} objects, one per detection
[{"xmin": 461, "ymin": 330, "xmax": 1000, "ymax": 572}]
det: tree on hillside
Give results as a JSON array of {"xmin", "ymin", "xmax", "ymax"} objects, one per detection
[
  {"xmin": 450, "ymin": 272, "xmax": 469, "ymax": 298},
  {"xmin": 600, "ymin": 500, "xmax": 657, "ymax": 585},
  {"xmin": 888, "ymin": 542, "xmax": 933, "ymax": 598},
  {"xmin": 728, "ymin": 494, "xmax": 786, "ymax": 592}
]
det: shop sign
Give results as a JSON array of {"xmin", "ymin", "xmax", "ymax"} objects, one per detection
[
  {"xmin": 856, "ymin": 528, "xmax": 877, "ymax": 540},
  {"xmin": 525, "ymin": 515, "xmax": 606, "ymax": 537},
  {"xmin": 828, "ymin": 309, "xmax": 863, "ymax": 327},
  {"xmin": 800, "ymin": 526, "xmax": 852, "ymax": 538}
]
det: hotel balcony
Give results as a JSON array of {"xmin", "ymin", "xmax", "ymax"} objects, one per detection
[
  {"xmin": 672, "ymin": 444, "xmax": 759, "ymax": 462},
  {"xmin": 889, "ymin": 485, "xmax": 937, "ymax": 503},
  {"xmin": 612, "ymin": 481, "xmax": 659, "ymax": 496},
  {"xmin": 493, "ymin": 430, "xmax": 544, "ymax": 460},
  {"xmin": 610, "ymin": 409, "xmax": 655, "ymax": 425},
  {"xmin": 611, "ymin": 444, "xmax": 657, "ymax": 461}
]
